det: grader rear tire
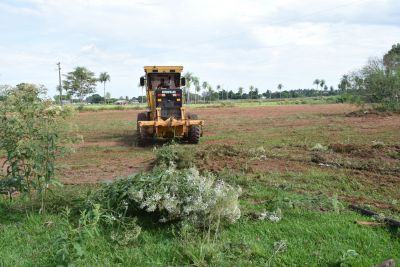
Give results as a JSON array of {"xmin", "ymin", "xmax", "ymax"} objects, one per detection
[
  {"xmin": 137, "ymin": 112, "xmax": 148, "ymax": 146},
  {"xmin": 187, "ymin": 113, "xmax": 200, "ymax": 144}
]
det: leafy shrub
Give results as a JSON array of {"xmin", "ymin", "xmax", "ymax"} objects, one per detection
[
  {"xmin": 339, "ymin": 53, "xmax": 400, "ymax": 112},
  {"xmin": 54, "ymin": 204, "xmax": 141, "ymax": 266},
  {"xmin": 0, "ymin": 84, "xmax": 79, "ymax": 208},
  {"xmin": 89, "ymin": 164, "xmax": 241, "ymax": 227},
  {"xmin": 54, "ymin": 205, "xmax": 102, "ymax": 265},
  {"xmin": 154, "ymin": 142, "xmax": 194, "ymax": 169}
]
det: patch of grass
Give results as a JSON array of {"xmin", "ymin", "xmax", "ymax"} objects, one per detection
[{"xmin": 1, "ymin": 185, "xmax": 399, "ymax": 266}]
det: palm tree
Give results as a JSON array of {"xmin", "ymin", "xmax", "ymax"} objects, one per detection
[
  {"xmin": 254, "ymin": 87, "xmax": 259, "ymax": 99},
  {"xmin": 192, "ymin": 76, "xmax": 200, "ymax": 104},
  {"xmin": 216, "ymin": 84, "xmax": 221, "ymax": 101},
  {"xmin": 313, "ymin": 79, "xmax": 320, "ymax": 91},
  {"xmin": 99, "ymin": 72, "xmax": 111, "ymax": 104},
  {"xmin": 105, "ymin": 92, "xmax": 111, "ymax": 104},
  {"xmin": 202, "ymin": 81, "xmax": 209, "ymax": 103},
  {"xmin": 249, "ymin": 85, "xmax": 255, "ymax": 99},
  {"xmin": 183, "ymin": 72, "xmax": 194, "ymax": 104},
  {"xmin": 137, "ymin": 82, "xmax": 143, "ymax": 104},
  {"xmin": 207, "ymin": 85, "xmax": 213, "ymax": 103},
  {"xmin": 238, "ymin": 86, "xmax": 244, "ymax": 99},
  {"xmin": 319, "ymin": 79, "xmax": 326, "ymax": 90},
  {"xmin": 277, "ymin": 84, "xmax": 283, "ymax": 100},
  {"xmin": 319, "ymin": 79, "xmax": 326, "ymax": 97}
]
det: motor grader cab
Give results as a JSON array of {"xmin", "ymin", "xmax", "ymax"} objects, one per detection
[{"xmin": 137, "ymin": 66, "xmax": 204, "ymax": 145}]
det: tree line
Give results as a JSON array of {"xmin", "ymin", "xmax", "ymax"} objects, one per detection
[
  {"xmin": 182, "ymin": 72, "xmax": 340, "ymax": 104},
  {"xmin": 54, "ymin": 67, "xmax": 341, "ymax": 105}
]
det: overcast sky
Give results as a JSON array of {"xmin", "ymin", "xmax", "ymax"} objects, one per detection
[{"xmin": 0, "ymin": 0, "xmax": 399, "ymax": 98}]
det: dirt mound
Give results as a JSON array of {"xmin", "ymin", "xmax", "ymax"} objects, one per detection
[
  {"xmin": 345, "ymin": 109, "xmax": 392, "ymax": 118},
  {"xmin": 329, "ymin": 143, "xmax": 359, "ymax": 153}
]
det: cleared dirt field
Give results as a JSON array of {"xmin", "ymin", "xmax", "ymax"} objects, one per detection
[
  {"xmin": 57, "ymin": 103, "xmax": 400, "ymax": 213},
  {"xmin": 60, "ymin": 104, "xmax": 357, "ymax": 182}
]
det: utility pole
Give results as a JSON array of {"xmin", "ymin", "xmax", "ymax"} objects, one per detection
[{"xmin": 57, "ymin": 62, "xmax": 62, "ymax": 105}]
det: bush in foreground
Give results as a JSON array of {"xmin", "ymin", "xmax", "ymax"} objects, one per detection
[
  {"xmin": 88, "ymin": 164, "xmax": 241, "ymax": 228},
  {"xmin": 0, "ymin": 84, "xmax": 79, "ymax": 210}
]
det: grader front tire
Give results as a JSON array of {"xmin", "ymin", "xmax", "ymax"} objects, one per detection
[
  {"xmin": 136, "ymin": 112, "xmax": 148, "ymax": 147},
  {"xmin": 188, "ymin": 125, "xmax": 201, "ymax": 144},
  {"xmin": 187, "ymin": 113, "xmax": 201, "ymax": 144}
]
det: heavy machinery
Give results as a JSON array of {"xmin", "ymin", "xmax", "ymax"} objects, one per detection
[{"xmin": 137, "ymin": 66, "xmax": 204, "ymax": 145}]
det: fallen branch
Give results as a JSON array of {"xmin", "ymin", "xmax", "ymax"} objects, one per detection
[
  {"xmin": 355, "ymin": 221, "xmax": 383, "ymax": 227},
  {"xmin": 374, "ymin": 259, "xmax": 395, "ymax": 267},
  {"xmin": 349, "ymin": 204, "xmax": 400, "ymax": 227}
]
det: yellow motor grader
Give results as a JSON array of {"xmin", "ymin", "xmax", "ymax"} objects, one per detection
[{"xmin": 137, "ymin": 66, "xmax": 204, "ymax": 146}]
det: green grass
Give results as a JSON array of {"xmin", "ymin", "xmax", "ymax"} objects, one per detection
[{"xmin": 1, "ymin": 183, "xmax": 398, "ymax": 266}]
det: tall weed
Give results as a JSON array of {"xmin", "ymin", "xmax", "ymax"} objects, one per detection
[{"xmin": 0, "ymin": 84, "xmax": 80, "ymax": 211}]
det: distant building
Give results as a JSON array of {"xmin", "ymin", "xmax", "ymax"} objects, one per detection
[
  {"xmin": 61, "ymin": 100, "xmax": 72, "ymax": 105},
  {"xmin": 114, "ymin": 100, "xmax": 129, "ymax": 105}
]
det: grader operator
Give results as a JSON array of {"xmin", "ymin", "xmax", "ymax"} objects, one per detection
[{"xmin": 137, "ymin": 66, "xmax": 204, "ymax": 146}]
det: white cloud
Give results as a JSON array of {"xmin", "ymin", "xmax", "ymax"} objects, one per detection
[{"xmin": 0, "ymin": 0, "xmax": 399, "ymax": 96}]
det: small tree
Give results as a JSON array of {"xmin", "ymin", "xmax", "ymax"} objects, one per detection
[
  {"xmin": 63, "ymin": 67, "xmax": 97, "ymax": 102},
  {"xmin": 0, "ymin": 84, "xmax": 78, "ymax": 210},
  {"xmin": 98, "ymin": 72, "xmax": 111, "ymax": 104}
]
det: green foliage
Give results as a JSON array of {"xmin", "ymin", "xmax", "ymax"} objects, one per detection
[
  {"xmin": 0, "ymin": 85, "xmax": 11, "ymax": 101},
  {"xmin": 54, "ymin": 202, "xmax": 141, "ymax": 266},
  {"xmin": 154, "ymin": 142, "xmax": 194, "ymax": 169},
  {"xmin": 0, "ymin": 84, "xmax": 78, "ymax": 207},
  {"xmin": 175, "ymin": 222, "xmax": 222, "ymax": 266},
  {"xmin": 383, "ymin": 43, "xmax": 400, "ymax": 70},
  {"xmin": 342, "ymin": 45, "xmax": 400, "ymax": 112},
  {"xmin": 86, "ymin": 93, "xmax": 104, "ymax": 104},
  {"xmin": 98, "ymin": 72, "xmax": 111, "ymax": 84},
  {"xmin": 337, "ymin": 249, "xmax": 359, "ymax": 267},
  {"xmin": 89, "ymin": 164, "xmax": 241, "ymax": 228},
  {"xmin": 54, "ymin": 205, "xmax": 102, "ymax": 265},
  {"xmin": 98, "ymin": 72, "xmax": 111, "ymax": 104},
  {"xmin": 63, "ymin": 67, "xmax": 97, "ymax": 101}
]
